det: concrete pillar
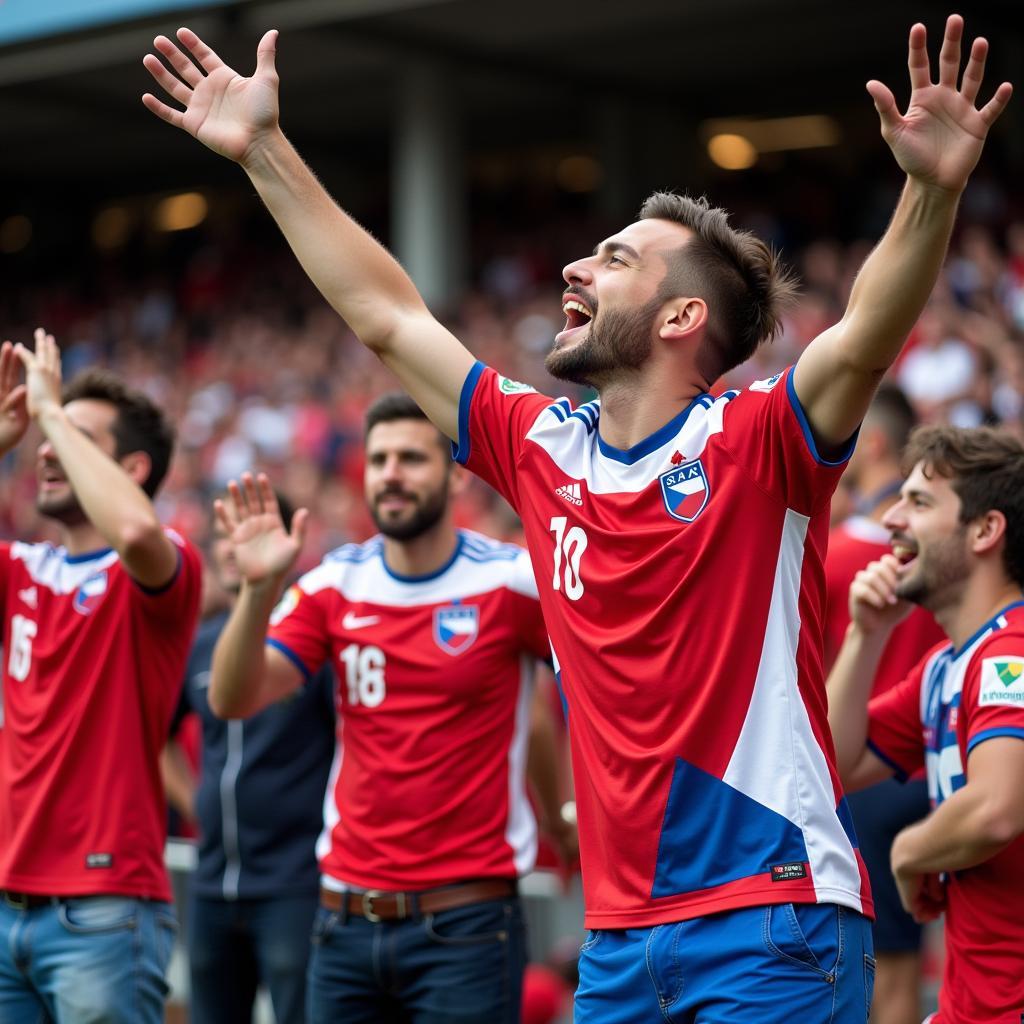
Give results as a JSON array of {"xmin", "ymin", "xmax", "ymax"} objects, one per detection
[{"xmin": 392, "ymin": 60, "xmax": 466, "ymax": 312}]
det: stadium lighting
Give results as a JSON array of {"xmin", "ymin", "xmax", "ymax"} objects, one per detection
[
  {"xmin": 706, "ymin": 134, "xmax": 758, "ymax": 171},
  {"xmin": 92, "ymin": 206, "xmax": 134, "ymax": 250},
  {"xmin": 556, "ymin": 155, "xmax": 604, "ymax": 193},
  {"xmin": 704, "ymin": 115, "xmax": 841, "ymax": 165},
  {"xmin": 154, "ymin": 192, "xmax": 208, "ymax": 232},
  {"xmin": 0, "ymin": 214, "xmax": 32, "ymax": 254}
]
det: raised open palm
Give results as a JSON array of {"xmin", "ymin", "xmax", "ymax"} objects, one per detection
[
  {"xmin": 142, "ymin": 28, "xmax": 281, "ymax": 165},
  {"xmin": 215, "ymin": 472, "xmax": 308, "ymax": 586},
  {"xmin": 868, "ymin": 15, "xmax": 1012, "ymax": 193},
  {"xmin": 0, "ymin": 340, "xmax": 29, "ymax": 454}
]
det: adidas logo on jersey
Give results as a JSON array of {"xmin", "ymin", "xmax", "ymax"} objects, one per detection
[{"xmin": 555, "ymin": 482, "xmax": 583, "ymax": 506}]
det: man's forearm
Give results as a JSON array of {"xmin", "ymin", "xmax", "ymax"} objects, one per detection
[
  {"xmin": 893, "ymin": 785, "xmax": 1014, "ymax": 875},
  {"xmin": 209, "ymin": 578, "xmax": 283, "ymax": 718},
  {"xmin": 37, "ymin": 407, "xmax": 169, "ymax": 561},
  {"xmin": 836, "ymin": 178, "xmax": 959, "ymax": 372},
  {"xmin": 826, "ymin": 622, "xmax": 891, "ymax": 779},
  {"xmin": 242, "ymin": 130, "xmax": 426, "ymax": 350}
]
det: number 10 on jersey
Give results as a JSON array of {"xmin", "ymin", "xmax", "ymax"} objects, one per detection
[{"xmin": 550, "ymin": 516, "xmax": 587, "ymax": 601}]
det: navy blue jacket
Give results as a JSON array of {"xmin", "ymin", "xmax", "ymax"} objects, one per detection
[{"xmin": 172, "ymin": 612, "xmax": 336, "ymax": 900}]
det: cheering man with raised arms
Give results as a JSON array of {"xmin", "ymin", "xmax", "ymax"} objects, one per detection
[{"xmin": 143, "ymin": 16, "xmax": 1010, "ymax": 1021}]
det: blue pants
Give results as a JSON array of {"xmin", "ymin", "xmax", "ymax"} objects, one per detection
[
  {"xmin": 0, "ymin": 896, "xmax": 176, "ymax": 1024},
  {"xmin": 187, "ymin": 891, "xmax": 319, "ymax": 1024},
  {"xmin": 307, "ymin": 896, "xmax": 526, "ymax": 1023},
  {"xmin": 575, "ymin": 902, "xmax": 874, "ymax": 1023}
]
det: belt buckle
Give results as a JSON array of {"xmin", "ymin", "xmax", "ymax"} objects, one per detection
[
  {"xmin": 361, "ymin": 889, "xmax": 406, "ymax": 923},
  {"xmin": 3, "ymin": 891, "xmax": 30, "ymax": 911}
]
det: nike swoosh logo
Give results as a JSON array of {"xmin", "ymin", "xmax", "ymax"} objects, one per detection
[{"xmin": 343, "ymin": 612, "xmax": 381, "ymax": 630}]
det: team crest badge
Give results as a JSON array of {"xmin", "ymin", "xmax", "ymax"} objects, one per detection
[
  {"xmin": 659, "ymin": 458, "xmax": 710, "ymax": 523},
  {"xmin": 433, "ymin": 602, "xmax": 479, "ymax": 656},
  {"xmin": 73, "ymin": 570, "xmax": 109, "ymax": 616}
]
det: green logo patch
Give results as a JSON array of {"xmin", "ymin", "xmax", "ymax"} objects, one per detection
[
  {"xmin": 995, "ymin": 661, "xmax": 1024, "ymax": 688},
  {"xmin": 498, "ymin": 376, "xmax": 535, "ymax": 395}
]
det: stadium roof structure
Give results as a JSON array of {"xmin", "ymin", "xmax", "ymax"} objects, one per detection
[{"xmin": 1, "ymin": 0, "xmax": 1019, "ymax": 199}]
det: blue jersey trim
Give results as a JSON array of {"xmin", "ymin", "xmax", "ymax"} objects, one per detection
[
  {"xmin": 266, "ymin": 638, "xmax": 315, "ymax": 684},
  {"xmin": 132, "ymin": 547, "xmax": 182, "ymax": 595},
  {"xmin": 785, "ymin": 367, "xmax": 858, "ymax": 466},
  {"xmin": 452, "ymin": 361, "xmax": 486, "ymax": 466},
  {"xmin": 596, "ymin": 392, "xmax": 710, "ymax": 466},
  {"xmin": 966, "ymin": 727, "xmax": 1024, "ymax": 756},
  {"xmin": 382, "ymin": 535, "xmax": 463, "ymax": 583},
  {"xmin": 950, "ymin": 600, "xmax": 1024, "ymax": 659},
  {"xmin": 866, "ymin": 738, "xmax": 909, "ymax": 783},
  {"xmin": 64, "ymin": 546, "xmax": 114, "ymax": 564}
]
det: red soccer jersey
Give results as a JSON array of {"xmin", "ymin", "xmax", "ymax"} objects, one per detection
[
  {"xmin": 455, "ymin": 364, "xmax": 872, "ymax": 928},
  {"xmin": 0, "ymin": 532, "xmax": 202, "ymax": 900},
  {"xmin": 824, "ymin": 516, "xmax": 946, "ymax": 694},
  {"xmin": 868, "ymin": 603, "xmax": 1024, "ymax": 1024},
  {"xmin": 267, "ymin": 530, "xmax": 549, "ymax": 890}
]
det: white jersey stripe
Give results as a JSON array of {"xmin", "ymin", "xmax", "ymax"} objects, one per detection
[
  {"xmin": 723, "ymin": 507, "xmax": 864, "ymax": 911},
  {"xmin": 506, "ymin": 654, "xmax": 538, "ymax": 876}
]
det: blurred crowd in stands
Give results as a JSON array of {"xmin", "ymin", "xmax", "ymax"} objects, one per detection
[{"xmin": 2, "ymin": 199, "xmax": 1023, "ymax": 586}]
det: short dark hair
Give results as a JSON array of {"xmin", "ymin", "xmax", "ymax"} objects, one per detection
[
  {"xmin": 638, "ymin": 192, "xmax": 799, "ymax": 381},
  {"xmin": 865, "ymin": 384, "xmax": 917, "ymax": 455},
  {"xmin": 62, "ymin": 369, "xmax": 175, "ymax": 498},
  {"xmin": 364, "ymin": 393, "xmax": 447, "ymax": 451},
  {"xmin": 902, "ymin": 425, "xmax": 1024, "ymax": 587}
]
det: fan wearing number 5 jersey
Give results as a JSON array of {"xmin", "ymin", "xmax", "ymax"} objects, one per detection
[{"xmin": 207, "ymin": 394, "xmax": 572, "ymax": 1024}]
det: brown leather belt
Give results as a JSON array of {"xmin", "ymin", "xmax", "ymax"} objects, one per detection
[{"xmin": 319, "ymin": 879, "xmax": 516, "ymax": 922}]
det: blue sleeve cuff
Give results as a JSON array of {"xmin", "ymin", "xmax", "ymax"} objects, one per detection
[
  {"xmin": 866, "ymin": 738, "xmax": 909, "ymax": 782},
  {"xmin": 266, "ymin": 638, "xmax": 315, "ymax": 684},
  {"xmin": 786, "ymin": 366, "xmax": 859, "ymax": 467},
  {"xmin": 451, "ymin": 361, "xmax": 486, "ymax": 466},
  {"xmin": 966, "ymin": 727, "xmax": 1024, "ymax": 756}
]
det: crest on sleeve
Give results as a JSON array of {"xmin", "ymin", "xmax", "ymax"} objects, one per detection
[
  {"xmin": 498, "ymin": 376, "xmax": 536, "ymax": 396},
  {"xmin": 979, "ymin": 657, "xmax": 1024, "ymax": 706},
  {"xmin": 433, "ymin": 602, "xmax": 479, "ymax": 656},
  {"xmin": 73, "ymin": 570, "xmax": 108, "ymax": 616},
  {"xmin": 270, "ymin": 585, "xmax": 302, "ymax": 627},
  {"xmin": 659, "ymin": 458, "xmax": 710, "ymax": 524}
]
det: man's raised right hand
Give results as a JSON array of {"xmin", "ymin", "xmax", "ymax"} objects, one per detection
[
  {"xmin": 142, "ymin": 27, "xmax": 281, "ymax": 167},
  {"xmin": 215, "ymin": 472, "xmax": 308, "ymax": 588}
]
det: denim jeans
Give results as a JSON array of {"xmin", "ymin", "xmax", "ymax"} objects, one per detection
[
  {"xmin": 0, "ymin": 896, "xmax": 177, "ymax": 1023},
  {"xmin": 575, "ymin": 902, "xmax": 875, "ymax": 1023},
  {"xmin": 307, "ymin": 896, "xmax": 526, "ymax": 1023},
  {"xmin": 187, "ymin": 891, "xmax": 318, "ymax": 1024}
]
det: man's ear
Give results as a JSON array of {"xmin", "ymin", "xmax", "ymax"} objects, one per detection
[
  {"xmin": 658, "ymin": 297, "xmax": 707, "ymax": 342},
  {"xmin": 119, "ymin": 450, "xmax": 153, "ymax": 491},
  {"xmin": 971, "ymin": 509, "xmax": 1007, "ymax": 557}
]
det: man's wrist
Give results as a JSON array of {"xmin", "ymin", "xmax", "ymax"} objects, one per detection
[
  {"xmin": 36, "ymin": 403, "xmax": 68, "ymax": 432},
  {"xmin": 240, "ymin": 126, "xmax": 290, "ymax": 179}
]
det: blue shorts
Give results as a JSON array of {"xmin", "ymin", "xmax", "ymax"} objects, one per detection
[
  {"xmin": 846, "ymin": 777, "xmax": 929, "ymax": 954},
  {"xmin": 575, "ymin": 902, "xmax": 874, "ymax": 1023}
]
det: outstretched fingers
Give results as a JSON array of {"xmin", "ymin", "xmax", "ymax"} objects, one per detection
[
  {"xmin": 907, "ymin": 22, "xmax": 931, "ymax": 91},
  {"xmin": 241, "ymin": 471, "xmax": 264, "ymax": 518},
  {"xmin": 153, "ymin": 34, "xmax": 204, "ymax": 87},
  {"xmin": 176, "ymin": 27, "xmax": 226, "ymax": 75},
  {"xmin": 142, "ymin": 53, "xmax": 192, "ymax": 106},
  {"xmin": 959, "ymin": 35, "xmax": 988, "ymax": 104},
  {"xmin": 866, "ymin": 79, "xmax": 899, "ymax": 133},
  {"xmin": 936, "ymin": 13, "xmax": 963, "ymax": 89},
  {"xmin": 214, "ymin": 497, "xmax": 236, "ymax": 536},
  {"xmin": 979, "ymin": 81, "xmax": 1014, "ymax": 127},
  {"xmin": 255, "ymin": 29, "xmax": 279, "ymax": 78},
  {"xmin": 290, "ymin": 507, "xmax": 309, "ymax": 548},
  {"xmin": 256, "ymin": 473, "xmax": 281, "ymax": 523}
]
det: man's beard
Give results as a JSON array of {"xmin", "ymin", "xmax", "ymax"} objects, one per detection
[
  {"xmin": 894, "ymin": 528, "xmax": 970, "ymax": 612},
  {"xmin": 545, "ymin": 295, "xmax": 662, "ymax": 387},
  {"xmin": 36, "ymin": 489, "xmax": 89, "ymax": 527},
  {"xmin": 370, "ymin": 484, "xmax": 448, "ymax": 542}
]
